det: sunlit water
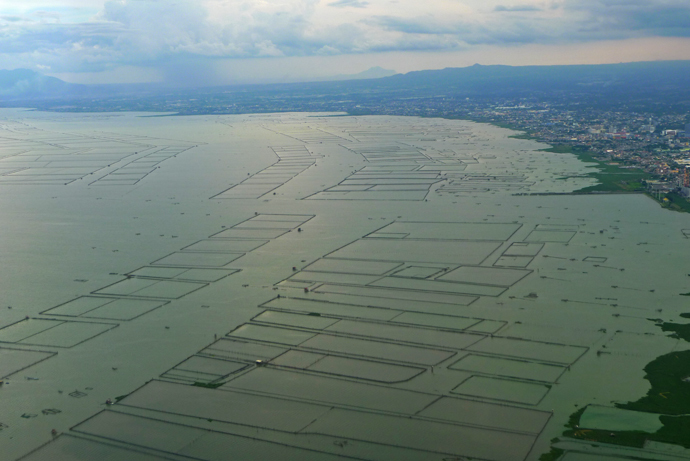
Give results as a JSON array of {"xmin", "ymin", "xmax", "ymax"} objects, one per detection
[{"xmin": 1, "ymin": 109, "xmax": 689, "ymax": 460}]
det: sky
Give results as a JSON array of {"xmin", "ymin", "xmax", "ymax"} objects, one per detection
[{"xmin": 1, "ymin": 0, "xmax": 690, "ymax": 86}]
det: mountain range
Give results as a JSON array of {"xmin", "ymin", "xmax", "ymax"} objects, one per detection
[
  {"xmin": 2, "ymin": 60, "xmax": 690, "ymax": 110},
  {"xmin": 0, "ymin": 66, "xmax": 398, "ymax": 101}
]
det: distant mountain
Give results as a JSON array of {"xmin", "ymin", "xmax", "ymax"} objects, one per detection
[
  {"xmin": 0, "ymin": 69, "xmax": 163, "ymax": 101},
  {"xmin": 0, "ymin": 66, "xmax": 400, "ymax": 101},
  {"xmin": 376, "ymin": 61, "xmax": 690, "ymax": 96},
  {"xmin": 0, "ymin": 69, "xmax": 72, "ymax": 98},
  {"xmin": 322, "ymin": 66, "xmax": 397, "ymax": 82},
  {"xmin": 4, "ymin": 60, "xmax": 690, "ymax": 114}
]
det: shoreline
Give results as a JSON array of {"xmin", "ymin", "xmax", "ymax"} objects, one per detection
[{"xmin": 462, "ymin": 117, "xmax": 690, "ymax": 214}]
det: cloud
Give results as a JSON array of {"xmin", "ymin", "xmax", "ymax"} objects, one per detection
[
  {"xmin": 93, "ymin": 0, "xmax": 329, "ymax": 59},
  {"xmin": 369, "ymin": 14, "xmax": 547, "ymax": 46},
  {"xmin": 0, "ymin": 15, "xmax": 24, "ymax": 22},
  {"xmin": 33, "ymin": 11, "xmax": 62, "ymax": 23},
  {"xmin": 371, "ymin": 16, "xmax": 459, "ymax": 35},
  {"xmin": 1, "ymin": 0, "xmax": 690, "ymax": 85},
  {"xmin": 0, "ymin": 0, "xmax": 323, "ymax": 74},
  {"xmin": 371, "ymin": 0, "xmax": 690, "ymax": 46},
  {"xmin": 494, "ymin": 5, "xmax": 542, "ymax": 12},
  {"xmin": 329, "ymin": 0, "xmax": 370, "ymax": 8},
  {"xmin": 563, "ymin": 0, "xmax": 690, "ymax": 38}
]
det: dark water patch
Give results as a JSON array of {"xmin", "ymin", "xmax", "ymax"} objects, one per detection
[{"xmin": 657, "ymin": 321, "xmax": 690, "ymax": 342}]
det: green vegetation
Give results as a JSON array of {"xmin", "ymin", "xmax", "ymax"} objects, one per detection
[
  {"xmin": 193, "ymin": 381, "xmax": 224, "ymax": 389},
  {"xmin": 541, "ymin": 144, "xmax": 690, "ymax": 213},
  {"xmin": 657, "ymin": 321, "xmax": 690, "ymax": 342},
  {"xmin": 558, "ymin": 350, "xmax": 690, "ymax": 451},
  {"xmin": 485, "ymin": 121, "xmax": 515, "ymax": 130},
  {"xmin": 444, "ymin": 115, "xmax": 690, "ymax": 457},
  {"xmin": 538, "ymin": 447, "xmax": 565, "ymax": 461},
  {"xmin": 566, "ymin": 407, "xmax": 586, "ymax": 428},
  {"xmin": 563, "ymin": 410, "xmax": 690, "ymax": 449},
  {"xmin": 560, "ymin": 406, "xmax": 648, "ymax": 449},
  {"xmin": 618, "ymin": 350, "xmax": 690, "ymax": 415},
  {"xmin": 541, "ymin": 145, "xmax": 576, "ymax": 154},
  {"xmin": 457, "ymin": 121, "xmax": 681, "ymax": 206},
  {"xmin": 562, "ymin": 426, "xmax": 648, "ymax": 448},
  {"xmin": 653, "ymin": 415, "xmax": 690, "ymax": 447},
  {"xmin": 463, "ymin": 118, "xmax": 690, "ymax": 214},
  {"xmin": 543, "ymin": 145, "xmax": 651, "ymax": 193},
  {"xmin": 659, "ymin": 191, "xmax": 690, "ymax": 213}
]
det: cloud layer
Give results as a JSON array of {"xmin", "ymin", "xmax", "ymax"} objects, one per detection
[{"xmin": 1, "ymin": 0, "xmax": 689, "ymax": 82}]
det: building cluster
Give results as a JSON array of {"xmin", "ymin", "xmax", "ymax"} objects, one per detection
[
  {"xmin": 348, "ymin": 96, "xmax": 690, "ymax": 195},
  {"xmin": 463, "ymin": 103, "xmax": 690, "ymax": 193},
  {"xmin": 26, "ymin": 83, "xmax": 690, "ymax": 199}
]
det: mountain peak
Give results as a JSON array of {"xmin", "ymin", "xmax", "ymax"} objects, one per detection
[{"xmin": 0, "ymin": 68, "xmax": 70, "ymax": 99}]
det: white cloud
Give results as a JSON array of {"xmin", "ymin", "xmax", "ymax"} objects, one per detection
[
  {"xmin": 329, "ymin": 0, "xmax": 370, "ymax": 8},
  {"xmin": 0, "ymin": 0, "xmax": 689, "ymax": 84}
]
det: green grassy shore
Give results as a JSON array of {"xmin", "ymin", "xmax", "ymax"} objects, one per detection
[{"xmin": 476, "ymin": 120, "xmax": 690, "ymax": 214}]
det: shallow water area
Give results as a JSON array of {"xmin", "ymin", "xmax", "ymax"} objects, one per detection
[{"xmin": 1, "ymin": 109, "xmax": 689, "ymax": 460}]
